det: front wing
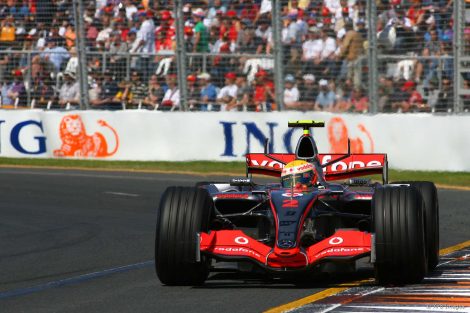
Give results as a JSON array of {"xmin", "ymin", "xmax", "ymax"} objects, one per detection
[{"xmin": 200, "ymin": 229, "xmax": 371, "ymax": 270}]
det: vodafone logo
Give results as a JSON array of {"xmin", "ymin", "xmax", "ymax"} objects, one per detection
[
  {"xmin": 282, "ymin": 192, "xmax": 303, "ymax": 197},
  {"xmin": 234, "ymin": 236, "xmax": 249, "ymax": 245},
  {"xmin": 329, "ymin": 237, "xmax": 343, "ymax": 245}
]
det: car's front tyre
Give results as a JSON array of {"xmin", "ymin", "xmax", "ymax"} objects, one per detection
[{"xmin": 155, "ymin": 187, "xmax": 213, "ymax": 285}]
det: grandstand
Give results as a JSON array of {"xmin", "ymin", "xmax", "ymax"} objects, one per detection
[{"xmin": 0, "ymin": 0, "xmax": 468, "ymax": 112}]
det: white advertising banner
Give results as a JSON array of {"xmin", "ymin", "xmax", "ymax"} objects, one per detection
[{"xmin": 0, "ymin": 110, "xmax": 469, "ymax": 171}]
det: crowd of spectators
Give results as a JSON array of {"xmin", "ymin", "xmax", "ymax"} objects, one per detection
[{"xmin": 0, "ymin": 0, "xmax": 466, "ymax": 112}]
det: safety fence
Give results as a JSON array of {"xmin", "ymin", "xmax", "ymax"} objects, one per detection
[{"xmin": 0, "ymin": 0, "xmax": 469, "ymax": 113}]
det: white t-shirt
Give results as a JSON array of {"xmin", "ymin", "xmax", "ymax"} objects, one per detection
[
  {"xmin": 125, "ymin": 5, "xmax": 137, "ymax": 21},
  {"xmin": 162, "ymin": 88, "xmax": 180, "ymax": 108},
  {"xmin": 137, "ymin": 18, "xmax": 156, "ymax": 54},
  {"xmin": 260, "ymin": 0, "xmax": 272, "ymax": 15},
  {"xmin": 96, "ymin": 27, "xmax": 113, "ymax": 42},
  {"xmin": 217, "ymin": 84, "xmax": 238, "ymax": 100},
  {"xmin": 321, "ymin": 37, "xmax": 337, "ymax": 59},
  {"xmin": 284, "ymin": 86, "xmax": 299, "ymax": 104},
  {"xmin": 302, "ymin": 39, "xmax": 323, "ymax": 60}
]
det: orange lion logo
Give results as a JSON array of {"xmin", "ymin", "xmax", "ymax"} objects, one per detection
[
  {"xmin": 327, "ymin": 117, "xmax": 374, "ymax": 154},
  {"xmin": 54, "ymin": 114, "xmax": 119, "ymax": 157}
]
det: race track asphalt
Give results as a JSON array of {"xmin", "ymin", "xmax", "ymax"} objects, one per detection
[{"xmin": 0, "ymin": 167, "xmax": 468, "ymax": 313}]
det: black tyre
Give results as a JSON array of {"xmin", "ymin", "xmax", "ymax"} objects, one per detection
[
  {"xmin": 393, "ymin": 181, "xmax": 439, "ymax": 270},
  {"xmin": 373, "ymin": 186, "xmax": 427, "ymax": 285},
  {"xmin": 155, "ymin": 187, "xmax": 213, "ymax": 285}
]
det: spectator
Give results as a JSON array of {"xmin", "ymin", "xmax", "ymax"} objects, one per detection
[
  {"xmin": 237, "ymin": 21, "xmax": 257, "ymax": 53},
  {"xmin": 31, "ymin": 74, "xmax": 54, "ymax": 108},
  {"xmin": 319, "ymin": 28, "xmax": 338, "ymax": 80},
  {"xmin": 64, "ymin": 46, "xmax": 78, "ymax": 76},
  {"xmin": 0, "ymin": 49, "xmax": 12, "ymax": 83},
  {"xmin": 252, "ymin": 69, "xmax": 275, "ymax": 111},
  {"xmin": 207, "ymin": 0, "xmax": 227, "ymax": 26},
  {"xmin": 227, "ymin": 72, "xmax": 252, "ymax": 111},
  {"xmin": 302, "ymin": 26, "xmax": 322, "ymax": 74},
  {"xmin": 283, "ymin": 74, "xmax": 300, "ymax": 108},
  {"xmin": 0, "ymin": 15, "xmax": 16, "ymax": 47},
  {"xmin": 2, "ymin": 70, "xmax": 26, "ymax": 106},
  {"xmin": 160, "ymin": 74, "xmax": 180, "ymax": 110},
  {"xmin": 254, "ymin": 16, "xmax": 272, "ymax": 54},
  {"xmin": 108, "ymin": 32, "xmax": 129, "ymax": 80},
  {"xmin": 136, "ymin": 11, "xmax": 156, "ymax": 80},
  {"xmin": 89, "ymin": 71, "xmax": 121, "ymax": 109},
  {"xmin": 143, "ymin": 74, "xmax": 165, "ymax": 109},
  {"xmin": 349, "ymin": 87, "xmax": 369, "ymax": 113},
  {"xmin": 281, "ymin": 11, "xmax": 300, "ymax": 66},
  {"xmin": 187, "ymin": 74, "xmax": 200, "ymax": 108},
  {"xmin": 197, "ymin": 72, "xmax": 218, "ymax": 110},
  {"xmin": 96, "ymin": 14, "xmax": 113, "ymax": 44},
  {"xmin": 120, "ymin": 71, "xmax": 148, "ymax": 108},
  {"xmin": 435, "ymin": 77, "xmax": 453, "ymax": 112},
  {"xmin": 126, "ymin": 30, "xmax": 141, "ymax": 70},
  {"xmin": 123, "ymin": 0, "xmax": 138, "ymax": 21},
  {"xmin": 290, "ymin": 73, "xmax": 317, "ymax": 110},
  {"xmin": 193, "ymin": 8, "xmax": 210, "ymax": 53},
  {"xmin": 338, "ymin": 21, "xmax": 364, "ymax": 88},
  {"xmin": 314, "ymin": 79, "xmax": 335, "ymax": 111},
  {"xmin": 40, "ymin": 37, "xmax": 70, "ymax": 72},
  {"xmin": 300, "ymin": 74, "xmax": 318, "ymax": 109},
  {"xmin": 217, "ymin": 71, "xmax": 238, "ymax": 109},
  {"xmin": 57, "ymin": 71, "xmax": 79, "ymax": 108}
]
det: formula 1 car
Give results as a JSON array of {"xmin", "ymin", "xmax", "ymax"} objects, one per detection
[{"xmin": 155, "ymin": 120, "xmax": 439, "ymax": 286}]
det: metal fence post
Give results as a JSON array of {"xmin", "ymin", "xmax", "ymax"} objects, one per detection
[
  {"xmin": 367, "ymin": 0, "xmax": 378, "ymax": 113},
  {"xmin": 26, "ymin": 51, "xmax": 32, "ymax": 107},
  {"xmin": 174, "ymin": 0, "xmax": 188, "ymax": 111},
  {"xmin": 72, "ymin": 0, "xmax": 90, "ymax": 110},
  {"xmin": 271, "ymin": 0, "xmax": 284, "ymax": 111},
  {"xmin": 453, "ymin": 0, "xmax": 463, "ymax": 113}
]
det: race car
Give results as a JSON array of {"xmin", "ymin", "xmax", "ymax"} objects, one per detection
[{"xmin": 155, "ymin": 120, "xmax": 439, "ymax": 286}]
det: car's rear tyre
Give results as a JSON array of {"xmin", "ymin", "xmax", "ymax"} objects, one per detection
[
  {"xmin": 155, "ymin": 187, "xmax": 213, "ymax": 285},
  {"xmin": 373, "ymin": 186, "xmax": 427, "ymax": 285},
  {"xmin": 392, "ymin": 181, "xmax": 439, "ymax": 271}
]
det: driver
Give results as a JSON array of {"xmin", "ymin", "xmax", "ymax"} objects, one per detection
[{"xmin": 281, "ymin": 160, "xmax": 316, "ymax": 189}]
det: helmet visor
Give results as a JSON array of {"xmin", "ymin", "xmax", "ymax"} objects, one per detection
[{"xmin": 281, "ymin": 171, "xmax": 314, "ymax": 188}]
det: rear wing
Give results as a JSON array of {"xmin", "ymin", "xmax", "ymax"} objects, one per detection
[{"xmin": 246, "ymin": 153, "xmax": 388, "ymax": 183}]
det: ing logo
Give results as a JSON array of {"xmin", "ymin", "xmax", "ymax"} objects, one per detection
[{"xmin": 54, "ymin": 114, "xmax": 119, "ymax": 157}]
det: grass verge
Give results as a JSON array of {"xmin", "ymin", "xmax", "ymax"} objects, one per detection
[{"xmin": 0, "ymin": 157, "xmax": 469, "ymax": 188}]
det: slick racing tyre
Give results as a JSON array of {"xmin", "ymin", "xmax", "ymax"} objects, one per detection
[
  {"xmin": 392, "ymin": 181, "xmax": 439, "ymax": 271},
  {"xmin": 373, "ymin": 186, "xmax": 427, "ymax": 285},
  {"xmin": 155, "ymin": 187, "xmax": 213, "ymax": 285}
]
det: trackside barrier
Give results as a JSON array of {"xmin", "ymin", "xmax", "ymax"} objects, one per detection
[{"xmin": 0, "ymin": 110, "xmax": 469, "ymax": 172}]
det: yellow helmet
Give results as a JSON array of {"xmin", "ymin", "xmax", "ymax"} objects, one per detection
[{"xmin": 281, "ymin": 160, "xmax": 315, "ymax": 188}]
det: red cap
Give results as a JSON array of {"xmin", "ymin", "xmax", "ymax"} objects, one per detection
[
  {"xmin": 225, "ymin": 72, "xmax": 236, "ymax": 79},
  {"xmin": 14, "ymin": 70, "xmax": 23, "ymax": 77},
  {"xmin": 255, "ymin": 70, "xmax": 267, "ymax": 77},
  {"xmin": 402, "ymin": 80, "xmax": 416, "ymax": 91},
  {"xmin": 187, "ymin": 74, "xmax": 197, "ymax": 82},
  {"xmin": 161, "ymin": 11, "xmax": 171, "ymax": 20},
  {"xmin": 226, "ymin": 10, "xmax": 237, "ymax": 18},
  {"xmin": 184, "ymin": 26, "xmax": 193, "ymax": 36}
]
